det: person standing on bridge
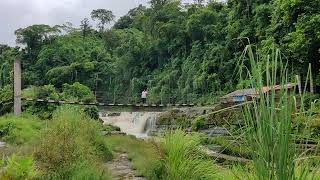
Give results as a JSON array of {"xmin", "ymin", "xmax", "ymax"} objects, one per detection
[{"xmin": 141, "ymin": 89, "xmax": 148, "ymax": 104}]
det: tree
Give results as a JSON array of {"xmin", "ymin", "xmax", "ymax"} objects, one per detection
[
  {"xmin": 80, "ymin": 18, "xmax": 92, "ymax": 38},
  {"xmin": 91, "ymin": 9, "xmax": 115, "ymax": 32},
  {"xmin": 114, "ymin": 5, "xmax": 147, "ymax": 29},
  {"xmin": 62, "ymin": 82, "xmax": 95, "ymax": 102},
  {"xmin": 15, "ymin": 25, "xmax": 60, "ymax": 53},
  {"xmin": 270, "ymin": 0, "xmax": 320, "ymax": 80},
  {"xmin": 150, "ymin": 0, "xmax": 175, "ymax": 9}
]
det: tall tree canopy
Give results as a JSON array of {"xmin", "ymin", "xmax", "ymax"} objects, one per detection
[
  {"xmin": 0, "ymin": 0, "xmax": 319, "ymax": 104},
  {"xmin": 91, "ymin": 9, "xmax": 115, "ymax": 31}
]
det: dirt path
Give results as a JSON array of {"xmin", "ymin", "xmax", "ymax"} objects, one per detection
[{"xmin": 106, "ymin": 153, "xmax": 145, "ymax": 180}]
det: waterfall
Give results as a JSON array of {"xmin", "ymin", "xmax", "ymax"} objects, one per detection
[
  {"xmin": 100, "ymin": 111, "xmax": 159, "ymax": 138},
  {"xmin": 144, "ymin": 115, "xmax": 157, "ymax": 135}
]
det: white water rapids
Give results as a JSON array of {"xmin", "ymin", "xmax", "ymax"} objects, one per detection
[{"xmin": 100, "ymin": 112, "xmax": 160, "ymax": 138}]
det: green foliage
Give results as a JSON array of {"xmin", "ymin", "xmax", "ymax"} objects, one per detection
[
  {"xmin": 91, "ymin": 9, "xmax": 115, "ymax": 31},
  {"xmin": 103, "ymin": 124, "xmax": 121, "ymax": 132},
  {"xmin": 22, "ymin": 85, "xmax": 60, "ymax": 100},
  {"xmin": 105, "ymin": 135, "xmax": 159, "ymax": 177},
  {"xmin": 22, "ymin": 85, "xmax": 60, "ymax": 119},
  {"xmin": 0, "ymin": 85, "xmax": 13, "ymax": 116},
  {"xmin": 191, "ymin": 117, "xmax": 206, "ymax": 131},
  {"xmin": 0, "ymin": 0, "xmax": 317, "ymax": 105},
  {"xmin": 68, "ymin": 162, "xmax": 111, "ymax": 180},
  {"xmin": 206, "ymin": 109, "xmax": 242, "ymax": 127},
  {"xmin": 239, "ymin": 46, "xmax": 315, "ymax": 179},
  {"xmin": 83, "ymin": 106, "xmax": 99, "ymax": 120},
  {"xmin": 0, "ymin": 154, "xmax": 39, "ymax": 180},
  {"xmin": 205, "ymin": 136, "xmax": 252, "ymax": 159},
  {"xmin": 62, "ymin": 82, "xmax": 95, "ymax": 102},
  {"xmin": 0, "ymin": 114, "xmax": 44, "ymax": 145},
  {"xmin": 35, "ymin": 106, "xmax": 112, "ymax": 179},
  {"xmin": 157, "ymin": 110, "xmax": 192, "ymax": 128},
  {"xmin": 150, "ymin": 130, "xmax": 218, "ymax": 180},
  {"xmin": 22, "ymin": 83, "xmax": 97, "ymax": 119}
]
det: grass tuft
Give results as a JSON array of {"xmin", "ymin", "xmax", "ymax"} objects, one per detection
[
  {"xmin": 151, "ymin": 130, "xmax": 218, "ymax": 180},
  {"xmin": 35, "ymin": 106, "xmax": 112, "ymax": 179},
  {"xmin": 0, "ymin": 114, "xmax": 44, "ymax": 145}
]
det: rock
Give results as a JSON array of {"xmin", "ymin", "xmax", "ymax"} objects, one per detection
[
  {"xmin": 146, "ymin": 129, "xmax": 158, "ymax": 136},
  {"xmin": 108, "ymin": 112, "xmax": 121, "ymax": 117},
  {"xmin": 201, "ymin": 127, "xmax": 228, "ymax": 137},
  {"xmin": 101, "ymin": 112, "xmax": 107, "ymax": 117},
  {"xmin": 204, "ymin": 148, "xmax": 251, "ymax": 163},
  {"xmin": 207, "ymin": 145, "xmax": 222, "ymax": 152}
]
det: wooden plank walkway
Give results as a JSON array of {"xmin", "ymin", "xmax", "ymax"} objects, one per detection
[{"xmin": 22, "ymin": 98, "xmax": 195, "ymax": 108}]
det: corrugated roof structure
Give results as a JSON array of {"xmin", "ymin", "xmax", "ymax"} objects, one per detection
[{"xmin": 220, "ymin": 83, "xmax": 297, "ymax": 104}]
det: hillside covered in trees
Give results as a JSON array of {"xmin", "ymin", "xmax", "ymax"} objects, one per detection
[{"xmin": 1, "ymin": 0, "xmax": 320, "ymax": 105}]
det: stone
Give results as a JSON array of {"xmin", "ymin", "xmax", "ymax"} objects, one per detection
[
  {"xmin": 108, "ymin": 112, "xmax": 121, "ymax": 117},
  {"xmin": 201, "ymin": 127, "xmax": 228, "ymax": 137}
]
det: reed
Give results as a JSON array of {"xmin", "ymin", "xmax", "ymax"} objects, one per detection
[
  {"xmin": 159, "ymin": 130, "xmax": 218, "ymax": 180},
  {"xmin": 239, "ymin": 45, "xmax": 315, "ymax": 179}
]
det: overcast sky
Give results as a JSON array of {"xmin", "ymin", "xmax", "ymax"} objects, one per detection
[{"xmin": 0, "ymin": 0, "xmax": 199, "ymax": 46}]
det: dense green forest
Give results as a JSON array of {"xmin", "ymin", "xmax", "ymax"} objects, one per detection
[
  {"xmin": 1, "ymin": 0, "xmax": 320, "ymax": 105},
  {"xmin": 1, "ymin": 1, "xmax": 320, "ymax": 179}
]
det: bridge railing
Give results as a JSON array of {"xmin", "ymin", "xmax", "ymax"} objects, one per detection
[{"xmin": 95, "ymin": 91, "xmax": 197, "ymax": 105}]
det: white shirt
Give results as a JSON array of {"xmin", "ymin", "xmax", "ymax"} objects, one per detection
[{"xmin": 141, "ymin": 91, "xmax": 147, "ymax": 98}]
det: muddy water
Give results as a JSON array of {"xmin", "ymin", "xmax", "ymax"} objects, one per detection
[{"xmin": 100, "ymin": 112, "xmax": 160, "ymax": 138}]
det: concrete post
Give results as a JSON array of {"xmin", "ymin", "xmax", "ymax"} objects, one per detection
[{"xmin": 14, "ymin": 59, "xmax": 22, "ymax": 115}]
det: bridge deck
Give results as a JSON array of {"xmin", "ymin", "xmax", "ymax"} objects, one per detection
[{"xmin": 22, "ymin": 98, "xmax": 195, "ymax": 108}]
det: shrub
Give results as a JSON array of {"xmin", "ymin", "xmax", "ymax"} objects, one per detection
[
  {"xmin": 103, "ymin": 124, "xmax": 121, "ymax": 132},
  {"xmin": 0, "ymin": 122, "xmax": 15, "ymax": 137},
  {"xmin": 207, "ymin": 110, "xmax": 242, "ymax": 127},
  {"xmin": 22, "ymin": 85, "xmax": 60, "ymax": 119},
  {"xmin": 22, "ymin": 85, "xmax": 60, "ymax": 100},
  {"xmin": 0, "ymin": 85, "xmax": 13, "ymax": 116},
  {"xmin": 191, "ymin": 117, "xmax": 206, "ymax": 131},
  {"xmin": 35, "ymin": 106, "xmax": 112, "ymax": 179},
  {"xmin": 149, "ymin": 130, "xmax": 218, "ymax": 180},
  {"xmin": 0, "ymin": 154, "xmax": 39, "ymax": 180},
  {"xmin": 22, "ymin": 84, "xmax": 97, "ymax": 119},
  {"xmin": 83, "ymin": 105, "xmax": 100, "ymax": 120},
  {"xmin": 0, "ymin": 114, "xmax": 44, "ymax": 145},
  {"xmin": 157, "ymin": 110, "xmax": 192, "ymax": 128},
  {"xmin": 62, "ymin": 82, "xmax": 95, "ymax": 103}
]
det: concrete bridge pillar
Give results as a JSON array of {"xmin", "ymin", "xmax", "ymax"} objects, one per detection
[{"xmin": 14, "ymin": 59, "xmax": 22, "ymax": 115}]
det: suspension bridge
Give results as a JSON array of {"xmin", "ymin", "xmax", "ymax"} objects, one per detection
[
  {"xmin": 22, "ymin": 98, "xmax": 196, "ymax": 107},
  {"xmin": 10, "ymin": 59, "xmax": 200, "ymax": 115}
]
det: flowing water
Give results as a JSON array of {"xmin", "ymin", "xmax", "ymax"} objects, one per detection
[{"xmin": 100, "ymin": 112, "xmax": 160, "ymax": 138}]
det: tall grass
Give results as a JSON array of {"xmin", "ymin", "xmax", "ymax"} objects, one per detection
[
  {"xmin": 239, "ymin": 46, "xmax": 315, "ymax": 179},
  {"xmin": 0, "ymin": 114, "xmax": 44, "ymax": 145},
  {"xmin": 0, "ymin": 154, "xmax": 39, "ymax": 179},
  {"xmin": 35, "ymin": 106, "xmax": 112, "ymax": 179},
  {"xmin": 151, "ymin": 130, "xmax": 218, "ymax": 180}
]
